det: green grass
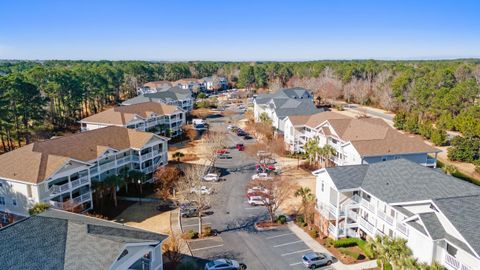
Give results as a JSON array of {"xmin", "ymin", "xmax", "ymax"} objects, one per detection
[{"xmin": 339, "ymin": 248, "xmax": 362, "ymax": 260}]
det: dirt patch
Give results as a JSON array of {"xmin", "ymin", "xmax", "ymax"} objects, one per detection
[
  {"xmin": 113, "ymin": 202, "xmax": 171, "ymax": 234},
  {"xmin": 279, "ymin": 165, "xmax": 317, "ymax": 215},
  {"xmin": 317, "ymin": 237, "xmax": 370, "ymax": 265}
]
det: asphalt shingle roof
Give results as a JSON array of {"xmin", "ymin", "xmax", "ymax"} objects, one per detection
[
  {"xmin": 0, "ymin": 209, "xmax": 168, "ymax": 270},
  {"xmin": 325, "ymin": 164, "xmax": 369, "ymax": 190},
  {"xmin": 123, "ymin": 86, "xmax": 192, "ymax": 105}
]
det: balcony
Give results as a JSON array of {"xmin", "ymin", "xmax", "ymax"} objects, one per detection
[
  {"xmin": 99, "ymin": 161, "xmax": 116, "ymax": 171},
  {"xmin": 443, "ymin": 253, "xmax": 473, "ymax": 270},
  {"xmin": 50, "ymin": 192, "xmax": 92, "ymax": 210},
  {"xmin": 70, "ymin": 176, "xmax": 89, "ymax": 189},
  {"xmin": 360, "ymin": 198, "xmax": 376, "ymax": 213},
  {"xmin": 377, "ymin": 210, "xmax": 394, "ymax": 226},
  {"xmin": 152, "ymin": 149, "xmax": 162, "ymax": 156},
  {"xmin": 396, "ymin": 222, "xmax": 408, "ymax": 236},
  {"xmin": 142, "ymin": 166, "xmax": 154, "ymax": 174},
  {"xmin": 116, "ymin": 156, "xmax": 131, "ymax": 165},
  {"xmin": 72, "ymin": 192, "xmax": 92, "ymax": 205},
  {"xmin": 141, "ymin": 152, "xmax": 153, "ymax": 160},
  {"xmin": 358, "ymin": 217, "xmax": 375, "ymax": 235},
  {"xmin": 49, "ymin": 182, "xmax": 70, "ymax": 195}
]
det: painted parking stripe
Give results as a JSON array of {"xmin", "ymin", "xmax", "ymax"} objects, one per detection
[
  {"xmin": 273, "ymin": 240, "xmax": 303, "ymax": 247},
  {"xmin": 191, "ymin": 244, "xmax": 224, "ymax": 251},
  {"xmin": 289, "ymin": 262, "xmax": 303, "ymax": 266},
  {"xmin": 244, "ymin": 207, "xmax": 260, "ymax": 210},
  {"xmin": 265, "ymin": 232, "xmax": 294, "ymax": 239},
  {"xmin": 281, "ymin": 249, "xmax": 311, "ymax": 256},
  {"xmin": 182, "ymin": 222, "xmax": 212, "ymax": 228}
]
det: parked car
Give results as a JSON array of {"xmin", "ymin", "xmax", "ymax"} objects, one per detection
[
  {"xmin": 227, "ymin": 125, "xmax": 234, "ymax": 130},
  {"xmin": 180, "ymin": 207, "xmax": 199, "ymax": 218},
  {"xmin": 247, "ymin": 186, "xmax": 270, "ymax": 194},
  {"xmin": 190, "ymin": 186, "xmax": 212, "ymax": 195},
  {"xmin": 302, "ymin": 252, "xmax": 333, "ymax": 269},
  {"xmin": 247, "ymin": 195, "xmax": 268, "ymax": 206},
  {"xmin": 205, "ymin": 259, "xmax": 241, "ymax": 270},
  {"xmin": 251, "ymin": 173, "xmax": 273, "ymax": 181},
  {"xmin": 244, "ymin": 135, "xmax": 253, "ymax": 140},
  {"xmin": 236, "ymin": 143, "xmax": 245, "ymax": 151},
  {"xmin": 216, "ymin": 149, "xmax": 229, "ymax": 154},
  {"xmin": 218, "ymin": 154, "xmax": 232, "ymax": 159},
  {"xmin": 203, "ymin": 173, "xmax": 219, "ymax": 182}
]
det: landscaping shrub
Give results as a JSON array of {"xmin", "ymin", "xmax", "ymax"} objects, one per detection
[
  {"xmin": 296, "ymin": 215, "xmax": 305, "ymax": 224},
  {"xmin": 277, "ymin": 215, "xmax": 287, "ymax": 224},
  {"xmin": 184, "ymin": 229, "xmax": 198, "ymax": 239},
  {"xmin": 325, "ymin": 238, "xmax": 335, "ymax": 248},
  {"xmin": 333, "ymin": 238, "xmax": 365, "ymax": 248},
  {"xmin": 339, "ymin": 248, "xmax": 362, "ymax": 260},
  {"xmin": 309, "ymin": 228, "xmax": 319, "ymax": 238},
  {"xmin": 202, "ymin": 226, "xmax": 213, "ymax": 237}
]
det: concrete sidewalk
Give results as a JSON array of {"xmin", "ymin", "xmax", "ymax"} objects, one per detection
[
  {"xmin": 170, "ymin": 209, "xmax": 192, "ymax": 256},
  {"xmin": 288, "ymin": 222, "xmax": 377, "ymax": 270}
]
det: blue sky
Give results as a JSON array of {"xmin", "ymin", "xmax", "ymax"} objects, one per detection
[{"xmin": 1, "ymin": 0, "xmax": 479, "ymax": 61}]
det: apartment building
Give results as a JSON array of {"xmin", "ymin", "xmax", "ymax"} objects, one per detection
[
  {"xmin": 0, "ymin": 209, "xmax": 167, "ymax": 270},
  {"xmin": 0, "ymin": 126, "xmax": 168, "ymax": 216},
  {"xmin": 314, "ymin": 159, "xmax": 479, "ymax": 270},
  {"xmin": 284, "ymin": 112, "xmax": 440, "ymax": 167},
  {"xmin": 253, "ymin": 87, "xmax": 321, "ymax": 131},
  {"xmin": 124, "ymin": 86, "xmax": 194, "ymax": 112},
  {"xmin": 201, "ymin": 76, "xmax": 228, "ymax": 91},
  {"xmin": 137, "ymin": 81, "xmax": 173, "ymax": 94},
  {"xmin": 80, "ymin": 102, "xmax": 186, "ymax": 138},
  {"xmin": 175, "ymin": 78, "xmax": 205, "ymax": 91}
]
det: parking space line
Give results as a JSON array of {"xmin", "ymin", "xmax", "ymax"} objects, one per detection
[
  {"xmin": 182, "ymin": 222, "xmax": 212, "ymax": 228},
  {"xmin": 273, "ymin": 240, "xmax": 303, "ymax": 247},
  {"xmin": 191, "ymin": 244, "xmax": 224, "ymax": 252},
  {"xmin": 281, "ymin": 249, "xmax": 311, "ymax": 256},
  {"xmin": 265, "ymin": 232, "xmax": 294, "ymax": 239},
  {"xmin": 289, "ymin": 262, "xmax": 303, "ymax": 266},
  {"xmin": 244, "ymin": 207, "xmax": 260, "ymax": 210}
]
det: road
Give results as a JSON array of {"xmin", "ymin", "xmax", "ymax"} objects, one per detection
[
  {"xmin": 343, "ymin": 104, "xmax": 394, "ymax": 122},
  {"xmin": 180, "ymin": 112, "xmax": 333, "ymax": 270}
]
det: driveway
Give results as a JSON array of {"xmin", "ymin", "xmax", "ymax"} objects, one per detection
[{"xmin": 180, "ymin": 114, "xmax": 336, "ymax": 269}]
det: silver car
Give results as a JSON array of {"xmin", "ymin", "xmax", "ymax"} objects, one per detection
[{"xmin": 302, "ymin": 252, "xmax": 333, "ymax": 269}]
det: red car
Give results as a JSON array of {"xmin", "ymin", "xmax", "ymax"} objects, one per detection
[
  {"xmin": 236, "ymin": 143, "xmax": 245, "ymax": 151},
  {"xmin": 216, "ymin": 149, "xmax": 228, "ymax": 154}
]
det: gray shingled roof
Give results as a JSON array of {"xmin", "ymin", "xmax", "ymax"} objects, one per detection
[
  {"xmin": 434, "ymin": 195, "xmax": 480, "ymax": 256},
  {"xmin": 0, "ymin": 209, "xmax": 168, "ymax": 270},
  {"xmin": 254, "ymin": 87, "xmax": 313, "ymax": 105},
  {"xmin": 123, "ymin": 86, "xmax": 192, "ymax": 105},
  {"xmin": 325, "ymin": 159, "xmax": 480, "ymax": 256},
  {"xmin": 325, "ymin": 164, "xmax": 369, "ymax": 190}
]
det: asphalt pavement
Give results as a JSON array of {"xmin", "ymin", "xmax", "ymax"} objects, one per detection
[{"xmin": 180, "ymin": 112, "xmax": 335, "ymax": 270}]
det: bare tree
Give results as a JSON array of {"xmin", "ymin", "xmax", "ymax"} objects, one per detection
[
  {"xmin": 162, "ymin": 232, "xmax": 186, "ymax": 269},
  {"xmin": 178, "ymin": 165, "xmax": 212, "ymax": 238},
  {"xmin": 153, "ymin": 166, "xmax": 183, "ymax": 199},
  {"xmin": 247, "ymin": 175, "xmax": 297, "ymax": 223},
  {"xmin": 198, "ymin": 130, "xmax": 227, "ymax": 170}
]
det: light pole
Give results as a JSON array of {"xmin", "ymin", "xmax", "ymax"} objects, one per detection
[{"xmin": 137, "ymin": 179, "xmax": 142, "ymax": 205}]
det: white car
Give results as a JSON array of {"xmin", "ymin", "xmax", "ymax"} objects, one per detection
[
  {"xmin": 203, "ymin": 173, "xmax": 219, "ymax": 182},
  {"xmin": 190, "ymin": 186, "xmax": 212, "ymax": 195},
  {"xmin": 248, "ymin": 195, "xmax": 268, "ymax": 206},
  {"xmin": 205, "ymin": 259, "xmax": 240, "ymax": 270},
  {"xmin": 247, "ymin": 186, "xmax": 270, "ymax": 194},
  {"xmin": 251, "ymin": 173, "xmax": 272, "ymax": 181}
]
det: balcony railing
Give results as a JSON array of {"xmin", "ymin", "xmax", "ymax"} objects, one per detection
[
  {"xmin": 376, "ymin": 210, "xmax": 394, "ymax": 226},
  {"xmin": 152, "ymin": 149, "xmax": 162, "ymax": 156},
  {"xmin": 99, "ymin": 161, "xmax": 116, "ymax": 171},
  {"xmin": 141, "ymin": 152, "xmax": 153, "ymax": 160},
  {"xmin": 360, "ymin": 198, "xmax": 376, "ymax": 213},
  {"xmin": 49, "ymin": 182, "xmax": 70, "ymax": 195},
  {"xmin": 72, "ymin": 192, "xmax": 92, "ymax": 205},
  {"xmin": 116, "ymin": 156, "xmax": 131, "ymax": 165},
  {"xmin": 358, "ymin": 217, "xmax": 375, "ymax": 234},
  {"xmin": 443, "ymin": 253, "xmax": 472, "ymax": 270},
  {"xmin": 396, "ymin": 222, "xmax": 408, "ymax": 236},
  {"xmin": 71, "ymin": 176, "xmax": 89, "ymax": 189}
]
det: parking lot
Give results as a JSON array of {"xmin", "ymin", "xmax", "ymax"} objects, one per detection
[{"xmin": 177, "ymin": 113, "xmax": 337, "ymax": 269}]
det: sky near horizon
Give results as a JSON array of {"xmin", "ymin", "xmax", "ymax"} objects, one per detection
[{"xmin": 1, "ymin": 0, "xmax": 479, "ymax": 61}]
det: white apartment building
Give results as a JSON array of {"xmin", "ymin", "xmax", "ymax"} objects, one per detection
[
  {"xmin": 201, "ymin": 76, "xmax": 228, "ymax": 91},
  {"xmin": 314, "ymin": 159, "xmax": 480, "ymax": 270},
  {"xmin": 0, "ymin": 126, "xmax": 168, "ymax": 217},
  {"xmin": 253, "ymin": 87, "xmax": 321, "ymax": 131},
  {"xmin": 138, "ymin": 81, "xmax": 173, "ymax": 94},
  {"xmin": 80, "ymin": 101, "xmax": 186, "ymax": 138},
  {"xmin": 0, "ymin": 209, "xmax": 167, "ymax": 270},
  {"xmin": 124, "ymin": 86, "xmax": 194, "ymax": 112},
  {"xmin": 284, "ymin": 112, "xmax": 440, "ymax": 167}
]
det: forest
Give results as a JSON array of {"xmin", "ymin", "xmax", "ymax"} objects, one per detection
[{"xmin": 0, "ymin": 59, "xmax": 479, "ymax": 166}]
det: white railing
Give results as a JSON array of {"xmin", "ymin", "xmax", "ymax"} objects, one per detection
[
  {"xmin": 385, "ymin": 215, "xmax": 394, "ymax": 226},
  {"xmin": 396, "ymin": 222, "xmax": 408, "ymax": 236},
  {"xmin": 132, "ymin": 155, "xmax": 140, "ymax": 162},
  {"xmin": 72, "ymin": 192, "xmax": 92, "ymax": 205},
  {"xmin": 49, "ymin": 182, "xmax": 70, "ymax": 194},
  {"xmin": 70, "ymin": 176, "xmax": 89, "ymax": 189},
  {"xmin": 328, "ymin": 223, "xmax": 337, "ymax": 235},
  {"xmin": 49, "ymin": 200, "xmax": 64, "ymax": 208},
  {"xmin": 360, "ymin": 198, "xmax": 376, "ymax": 213},
  {"xmin": 152, "ymin": 149, "xmax": 161, "ymax": 156},
  {"xmin": 141, "ymin": 152, "xmax": 153, "ymax": 160},
  {"xmin": 99, "ymin": 161, "xmax": 116, "ymax": 171},
  {"xmin": 347, "ymin": 210, "xmax": 358, "ymax": 221},
  {"xmin": 358, "ymin": 217, "xmax": 375, "ymax": 234},
  {"xmin": 90, "ymin": 166, "xmax": 98, "ymax": 175},
  {"xmin": 142, "ymin": 166, "xmax": 154, "ymax": 174},
  {"xmin": 116, "ymin": 156, "xmax": 131, "ymax": 165},
  {"xmin": 443, "ymin": 253, "xmax": 473, "ymax": 270}
]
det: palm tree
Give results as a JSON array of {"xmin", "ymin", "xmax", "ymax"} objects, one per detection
[
  {"xmin": 294, "ymin": 187, "xmax": 313, "ymax": 219},
  {"xmin": 304, "ymin": 137, "xmax": 321, "ymax": 165},
  {"xmin": 103, "ymin": 175, "xmax": 125, "ymax": 207},
  {"xmin": 128, "ymin": 170, "xmax": 147, "ymax": 197},
  {"xmin": 259, "ymin": 112, "xmax": 272, "ymax": 126},
  {"xmin": 320, "ymin": 145, "xmax": 336, "ymax": 167}
]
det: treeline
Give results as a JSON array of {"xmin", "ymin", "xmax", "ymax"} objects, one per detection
[{"xmin": 1, "ymin": 60, "xmax": 480, "ymax": 156}]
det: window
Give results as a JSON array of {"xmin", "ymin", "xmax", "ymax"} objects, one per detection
[
  {"xmin": 446, "ymin": 243, "xmax": 457, "ymax": 256},
  {"xmin": 321, "ymin": 181, "xmax": 324, "ymax": 192},
  {"xmin": 0, "ymin": 197, "xmax": 5, "ymax": 205},
  {"xmin": 12, "ymin": 198, "xmax": 17, "ymax": 206},
  {"xmin": 0, "ymin": 182, "xmax": 3, "ymax": 188},
  {"xmin": 382, "ymin": 156, "xmax": 387, "ymax": 162}
]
